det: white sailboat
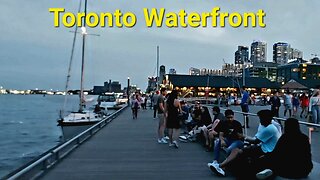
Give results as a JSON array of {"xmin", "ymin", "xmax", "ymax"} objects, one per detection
[{"xmin": 57, "ymin": 0, "xmax": 105, "ymax": 140}]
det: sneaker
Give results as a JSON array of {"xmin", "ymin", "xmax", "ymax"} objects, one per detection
[
  {"xmin": 169, "ymin": 143, "xmax": 175, "ymax": 147},
  {"xmin": 173, "ymin": 141, "xmax": 179, "ymax": 148},
  {"xmin": 158, "ymin": 138, "xmax": 167, "ymax": 144},
  {"xmin": 212, "ymin": 160, "xmax": 218, "ymax": 165},
  {"xmin": 161, "ymin": 138, "xmax": 168, "ymax": 144},
  {"xmin": 164, "ymin": 136, "xmax": 169, "ymax": 140},
  {"xmin": 208, "ymin": 162, "xmax": 225, "ymax": 176},
  {"xmin": 256, "ymin": 169, "xmax": 273, "ymax": 179}
]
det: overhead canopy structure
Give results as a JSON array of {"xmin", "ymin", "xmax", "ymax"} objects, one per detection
[
  {"xmin": 281, "ymin": 79, "xmax": 308, "ymax": 90},
  {"xmin": 166, "ymin": 74, "xmax": 280, "ymax": 89}
]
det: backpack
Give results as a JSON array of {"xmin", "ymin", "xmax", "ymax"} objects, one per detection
[{"xmin": 134, "ymin": 101, "xmax": 139, "ymax": 108}]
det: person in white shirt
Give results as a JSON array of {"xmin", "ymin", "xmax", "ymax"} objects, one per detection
[{"xmin": 309, "ymin": 89, "xmax": 320, "ymax": 126}]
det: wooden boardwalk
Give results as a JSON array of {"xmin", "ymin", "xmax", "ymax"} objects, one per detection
[
  {"xmin": 40, "ymin": 108, "xmax": 231, "ymax": 180},
  {"xmin": 40, "ymin": 107, "xmax": 319, "ymax": 180}
]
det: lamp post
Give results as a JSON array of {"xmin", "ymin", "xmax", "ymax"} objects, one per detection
[
  {"xmin": 206, "ymin": 74, "xmax": 210, "ymax": 104},
  {"xmin": 127, "ymin": 77, "xmax": 130, "ymax": 104}
]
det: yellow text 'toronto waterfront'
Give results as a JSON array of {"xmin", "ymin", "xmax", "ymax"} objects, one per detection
[{"xmin": 48, "ymin": 7, "xmax": 266, "ymax": 28}]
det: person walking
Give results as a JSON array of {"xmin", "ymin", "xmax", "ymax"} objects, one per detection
[
  {"xmin": 283, "ymin": 91, "xmax": 293, "ymax": 117},
  {"xmin": 132, "ymin": 93, "xmax": 141, "ymax": 119},
  {"xmin": 270, "ymin": 91, "xmax": 281, "ymax": 117},
  {"xmin": 300, "ymin": 93, "xmax": 309, "ymax": 118},
  {"xmin": 309, "ymin": 90, "xmax": 320, "ymax": 130},
  {"xmin": 292, "ymin": 93, "xmax": 300, "ymax": 117},
  {"xmin": 270, "ymin": 91, "xmax": 282, "ymax": 127},
  {"xmin": 240, "ymin": 86, "xmax": 250, "ymax": 128}
]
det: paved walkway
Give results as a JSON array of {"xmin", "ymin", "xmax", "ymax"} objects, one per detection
[{"xmin": 40, "ymin": 106, "xmax": 319, "ymax": 179}]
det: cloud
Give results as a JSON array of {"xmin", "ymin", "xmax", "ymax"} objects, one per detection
[{"xmin": 1, "ymin": 0, "xmax": 320, "ymax": 90}]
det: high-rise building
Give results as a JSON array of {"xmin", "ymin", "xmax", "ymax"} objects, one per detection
[
  {"xmin": 250, "ymin": 41, "xmax": 267, "ymax": 64},
  {"xmin": 235, "ymin": 46, "xmax": 249, "ymax": 65},
  {"xmin": 146, "ymin": 76, "xmax": 157, "ymax": 93},
  {"xmin": 249, "ymin": 62, "xmax": 277, "ymax": 81},
  {"xmin": 273, "ymin": 42, "xmax": 291, "ymax": 65},
  {"xmin": 189, "ymin": 67, "xmax": 200, "ymax": 75},
  {"xmin": 277, "ymin": 61, "xmax": 320, "ymax": 88},
  {"xmin": 290, "ymin": 48, "xmax": 303, "ymax": 59},
  {"xmin": 169, "ymin": 68, "xmax": 176, "ymax": 74},
  {"xmin": 159, "ymin": 65, "xmax": 166, "ymax": 85}
]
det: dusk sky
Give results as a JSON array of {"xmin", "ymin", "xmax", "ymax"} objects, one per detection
[{"xmin": 1, "ymin": 0, "xmax": 319, "ymax": 91}]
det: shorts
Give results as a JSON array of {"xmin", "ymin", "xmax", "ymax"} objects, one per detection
[
  {"xmin": 158, "ymin": 113, "xmax": 165, "ymax": 126},
  {"xmin": 285, "ymin": 104, "xmax": 292, "ymax": 110}
]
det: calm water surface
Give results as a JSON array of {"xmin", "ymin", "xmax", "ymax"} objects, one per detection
[{"xmin": 0, "ymin": 94, "xmax": 87, "ymax": 177}]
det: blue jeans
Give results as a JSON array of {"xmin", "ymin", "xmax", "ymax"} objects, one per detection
[
  {"xmin": 311, "ymin": 105, "xmax": 320, "ymax": 124},
  {"xmin": 214, "ymin": 138, "xmax": 244, "ymax": 161}
]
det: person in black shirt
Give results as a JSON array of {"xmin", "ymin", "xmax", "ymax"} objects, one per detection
[
  {"xmin": 208, "ymin": 109, "xmax": 244, "ymax": 176},
  {"xmin": 270, "ymin": 91, "xmax": 282, "ymax": 127},
  {"xmin": 202, "ymin": 106, "xmax": 226, "ymax": 151}
]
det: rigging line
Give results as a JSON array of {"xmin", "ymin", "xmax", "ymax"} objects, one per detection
[{"xmin": 61, "ymin": 0, "xmax": 83, "ymax": 117}]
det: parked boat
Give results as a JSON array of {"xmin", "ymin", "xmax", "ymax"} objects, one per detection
[
  {"xmin": 98, "ymin": 92, "xmax": 122, "ymax": 110},
  {"xmin": 57, "ymin": 0, "xmax": 105, "ymax": 141},
  {"xmin": 115, "ymin": 93, "xmax": 129, "ymax": 104}
]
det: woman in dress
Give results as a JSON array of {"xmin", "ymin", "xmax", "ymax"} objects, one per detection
[{"xmin": 166, "ymin": 90, "xmax": 182, "ymax": 148}]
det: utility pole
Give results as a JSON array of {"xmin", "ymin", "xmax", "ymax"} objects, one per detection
[
  {"xmin": 156, "ymin": 46, "xmax": 159, "ymax": 90},
  {"xmin": 127, "ymin": 77, "xmax": 130, "ymax": 104},
  {"xmin": 206, "ymin": 74, "xmax": 210, "ymax": 104},
  {"xmin": 242, "ymin": 63, "xmax": 246, "ymax": 87}
]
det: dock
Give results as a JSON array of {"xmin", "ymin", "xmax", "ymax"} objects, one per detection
[{"xmin": 6, "ymin": 105, "xmax": 320, "ymax": 179}]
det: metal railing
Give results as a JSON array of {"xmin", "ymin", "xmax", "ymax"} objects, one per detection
[
  {"xmin": 218, "ymin": 107, "xmax": 320, "ymax": 143},
  {"xmin": 4, "ymin": 105, "xmax": 128, "ymax": 180}
]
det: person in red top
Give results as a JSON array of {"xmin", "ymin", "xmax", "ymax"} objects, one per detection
[{"xmin": 300, "ymin": 93, "xmax": 309, "ymax": 118}]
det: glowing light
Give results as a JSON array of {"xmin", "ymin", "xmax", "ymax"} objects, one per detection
[{"xmin": 81, "ymin": 27, "xmax": 87, "ymax": 35}]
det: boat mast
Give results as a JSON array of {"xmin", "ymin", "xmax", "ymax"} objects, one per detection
[{"xmin": 79, "ymin": 0, "xmax": 87, "ymax": 112}]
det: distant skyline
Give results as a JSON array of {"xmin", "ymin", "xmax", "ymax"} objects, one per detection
[{"xmin": 1, "ymin": 0, "xmax": 320, "ymax": 90}]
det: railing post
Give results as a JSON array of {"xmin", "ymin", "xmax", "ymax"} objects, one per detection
[
  {"xmin": 55, "ymin": 151, "xmax": 60, "ymax": 161},
  {"xmin": 243, "ymin": 113, "xmax": 247, "ymax": 136},
  {"xmin": 308, "ymin": 127, "xmax": 313, "ymax": 144},
  {"xmin": 42, "ymin": 159, "xmax": 48, "ymax": 170}
]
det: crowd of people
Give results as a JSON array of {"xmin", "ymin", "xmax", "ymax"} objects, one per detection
[{"xmin": 128, "ymin": 86, "xmax": 317, "ymax": 179}]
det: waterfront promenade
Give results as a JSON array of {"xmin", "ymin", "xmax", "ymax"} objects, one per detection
[{"xmin": 40, "ymin": 105, "xmax": 319, "ymax": 179}]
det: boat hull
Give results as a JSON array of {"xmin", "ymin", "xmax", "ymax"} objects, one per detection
[
  {"xmin": 57, "ymin": 111, "xmax": 102, "ymax": 141},
  {"xmin": 59, "ymin": 121, "xmax": 99, "ymax": 140}
]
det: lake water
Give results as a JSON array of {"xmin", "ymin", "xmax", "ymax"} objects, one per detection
[{"xmin": 0, "ymin": 94, "xmax": 92, "ymax": 177}]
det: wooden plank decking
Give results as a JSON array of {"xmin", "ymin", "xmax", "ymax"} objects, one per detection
[{"xmin": 40, "ymin": 107, "xmax": 319, "ymax": 180}]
